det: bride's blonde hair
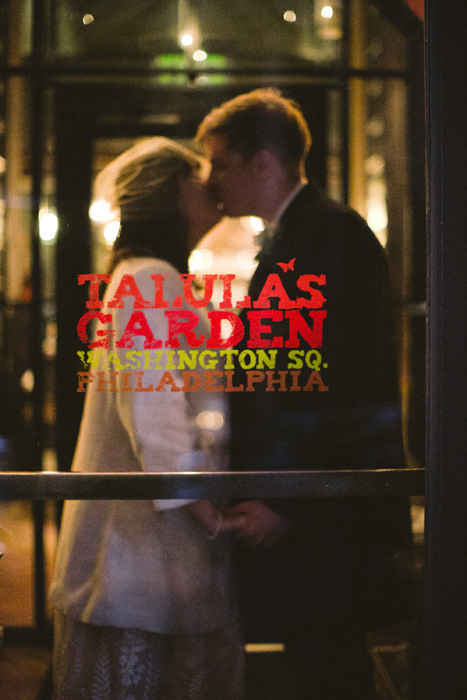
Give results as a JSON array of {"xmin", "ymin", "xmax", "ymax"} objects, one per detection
[
  {"xmin": 95, "ymin": 137, "xmax": 204, "ymax": 273},
  {"xmin": 94, "ymin": 136, "xmax": 203, "ymax": 222}
]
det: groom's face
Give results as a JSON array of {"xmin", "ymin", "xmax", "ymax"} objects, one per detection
[{"xmin": 204, "ymin": 134, "xmax": 261, "ymax": 218}]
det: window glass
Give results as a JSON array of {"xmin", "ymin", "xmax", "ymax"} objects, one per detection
[
  {"xmin": 0, "ymin": 502, "xmax": 35, "ymax": 626},
  {"xmin": 4, "ymin": 0, "xmax": 33, "ymax": 66},
  {"xmin": 0, "ymin": 13, "xmax": 425, "ymax": 697},
  {"xmin": 47, "ymin": 0, "xmax": 344, "ymax": 69},
  {"xmin": 0, "ymin": 501, "xmax": 58, "ymax": 626},
  {"xmin": 2, "ymin": 76, "xmax": 35, "ymax": 468},
  {"xmin": 349, "ymin": 0, "xmax": 410, "ymax": 71}
]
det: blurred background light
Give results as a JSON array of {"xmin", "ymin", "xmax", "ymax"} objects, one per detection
[
  {"xmin": 20, "ymin": 369, "xmax": 34, "ymax": 393},
  {"xmin": 321, "ymin": 5, "xmax": 334, "ymax": 19},
  {"xmin": 283, "ymin": 10, "xmax": 297, "ymax": 22},
  {"xmin": 89, "ymin": 199, "xmax": 114, "ymax": 223},
  {"xmin": 189, "ymin": 248, "xmax": 214, "ymax": 272},
  {"xmin": 239, "ymin": 216, "xmax": 265, "ymax": 234},
  {"xmin": 196, "ymin": 411, "xmax": 225, "ymax": 430},
  {"xmin": 180, "ymin": 33, "xmax": 194, "ymax": 47},
  {"xmin": 39, "ymin": 209, "xmax": 58, "ymax": 243},
  {"xmin": 103, "ymin": 220, "xmax": 120, "ymax": 246},
  {"xmin": 193, "ymin": 49, "xmax": 208, "ymax": 62}
]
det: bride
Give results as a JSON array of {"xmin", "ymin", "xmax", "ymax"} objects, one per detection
[{"xmin": 50, "ymin": 137, "xmax": 244, "ymax": 700}]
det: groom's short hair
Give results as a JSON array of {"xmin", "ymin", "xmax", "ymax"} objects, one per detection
[{"xmin": 196, "ymin": 88, "xmax": 311, "ymax": 171}]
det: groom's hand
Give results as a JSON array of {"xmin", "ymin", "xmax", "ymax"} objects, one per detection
[{"xmin": 226, "ymin": 500, "xmax": 291, "ymax": 549}]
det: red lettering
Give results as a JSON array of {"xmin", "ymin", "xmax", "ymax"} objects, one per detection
[
  {"xmin": 77, "ymin": 371, "xmax": 95, "ymax": 392},
  {"xmin": 155, "ymin": 371, "xmax": 181, "ymax": 392},
  {"xmin": 296, "ymin": 274, "xmax": 327, "ymax": 308},
  {"xmin": 224, "ymin": 371, "xmax": 244, "ymax": 392},
  {"xmin": 164, "ymin": 310, "xmax": 204, "ymax": 348},
  {"xmin": 77, "ymin": 311, "xmax": 114, "ymax": 348},
  {"xmin": 182, "ymin": 274, "xmax": 216, "ymax": 308},
  {"xmin": 246, "ymin": 371, "xmax": 265, "ymax": 391},
  {"xmin": 290, "ymin": 371, "xmax": 302, "ymax": 391},
  {"xmin": 107, "ymin": 274, "xmax": 151, "ymax": 309},
  {"xmin": 204, "ymin": 370, "xmax": 224, "ymax": 392},
  {"xmin": 285, "ymin": 310, "xmax": 327, "ymax": 348},
  {"xmin": 246, "ymin": 310, "xmax": 283, "ymax": 348},
  {"xmin": 150, "ymin": 274, "xmax": 170, "ymax": 308},
  {"xmin": 253, "ymin": 274, "xmax": 296, "ymax": 309},
  {"xmin": 96, "ymin": 371, "xmax": 119, "ymax": 392},
  {"xmin": 207, "ymin": 311, "xmax": 245, "ymax": 348},
  {"xmin": 183, "ymin": 371, "xmax": 203, "ymax": 392},
  {"xmin": 134, "ymin": 371, "xmax": 154, "ymax": 392},
  {"xmin": 120, "ymin": 372, "xmax": 133, "ymax": 392},
  {"xmin": 303, "ymin": 370, "xmax": 329, "ymax": 392},
  {"xmin": 78, "ymin": 274, "xmax": 111, "ymax": 309},
  {"xmin": 116, "ymin": 311, "xmax": 162, "ymax": 349},
  {"xmin": 265, "ymin": 371, "xmax": 288, "ymax": 391},
  {"xmin": 236, "ymin": 295, "xmax": 251, "ymax": 309},
  {"xmin": 218, "ymin": 274, "xmax": 236, "ymax": 309}
]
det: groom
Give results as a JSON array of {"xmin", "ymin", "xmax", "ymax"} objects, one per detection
[{"xmin": 197, "ymin": 89, "xmax": 411, "ymax": 700}]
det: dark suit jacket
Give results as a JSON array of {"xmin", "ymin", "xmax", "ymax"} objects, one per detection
[{"xmin": 229, "ymin": 182, "xmax": 412, "ymax": 637}]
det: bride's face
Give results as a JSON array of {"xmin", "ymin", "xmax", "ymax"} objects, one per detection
[{"xmin": 179, "ymin": 171, "xmax": 222, "ymax": 249}]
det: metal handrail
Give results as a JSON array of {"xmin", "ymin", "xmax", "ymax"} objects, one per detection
[{"xmin": 0, "ymin": 468, "xmax": 424, "ymax": 501}]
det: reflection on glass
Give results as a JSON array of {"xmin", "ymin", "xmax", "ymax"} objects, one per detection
[
  {"xmin": 0, "ymin": 502, "xmax": 58, "ymax": 626},
  {"xmin": 350, "ymin": 0, "xmax": 409, "ymax": 71},
  {"xmin": 103, "ymin": 220, "xmax": 120, "ymax": 246},
  {"xmin": 0, "ymin": 10, "xmax": 425, "ymax": 698},
  {"xmin": 48, "ymin": 0, "xmax": 344, "ymax": 68},
  {"xmin": 0, "ymin": 503, "xmax": 35, "ymax": 627},
  {"xmin": 89, "ymin": 199, "xmax": 114, "ymax": 223},
  {"xmin": 39, "ymin": 208, "xmax": 59, "ymax": 244},
  {"xmin": 193, "ymin": 49, "xmax": 207, "ymax": 62},
  {"xmin": 283, "ymin": 11, "xmax": 297, "ymax": 23}
]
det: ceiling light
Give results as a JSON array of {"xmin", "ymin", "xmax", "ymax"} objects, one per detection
[
  {"xmin": 39, "ymin": 209, "xmax": 58, "ymax": 243},
  {"xmin": 283, "ymin": 10, "xmax": 297, "ymax": 22},
  {"xmin": 180, "ymin": 33, "xmax": 194, "ymax": 47},
  {"xmin": 193, "ymin": 49, "xmax": 208, "ymax": 62}
]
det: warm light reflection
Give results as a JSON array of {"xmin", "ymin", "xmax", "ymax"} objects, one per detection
[
  {"xmin": 180, "ymin": 33, "xmax": 194, "ymax": 47},
  {"xmin": 240, "ymin": 216, "xmax": 265, "ymax": 234},
  {"xmin": 189, "ymin": 248, "xmax": 214, "ymax": 272},
  {"xmin": 89, "ymin": 199, "xmax": 113, "ymax": 223},
  {"xmin": 39, "ymin": 209, "xmax": 58, "ymax": 243},
  {"xmin": 199, "ymin": 431, "xmax": 216, "ymax": 448},
  {"xmin": 43, "ymin": 448, "xmax": 58, "ymax": 472},
  {"xmin": 367, "ymin": 207, "xmax": 388, "ymax": 243},
  {"xmin": 193, "ymin": 50, "xmax": 208, "ymax": 62},
  {"xmin": 196, "ymin": 411, "xmax": 225, "ymax": 431},
  {"xmin": 235, "ymin": 249, "xmax": 258, "ymax": 274},
  {"xmin": 365, "ymin": 154, "xmax": 386, "ymax": 178},
  {"xmin": 250, "ymin": 216, "xmax": 265, "ymax": 233},
  {"xmin": 82, "ymin": 14, "xmax": 94, "ymax": 25},
  {"xmin": 245, "ymin": 644, "xmax": 285, "ymax": 653},
  {"xmin": 283, "ymin": 10, "xmax": 297, "ymax": 22},
  {"xmin": 366, "ymin": 178, "xmax": 388, "ymax": 247},
  {"xmin": 321, "ymin": 5, "xmax": 334, "ymax": 19},
  {"xmin": 103, "ymin": 221, "xmax": 120, "ymax": 246},
  {"xmin": 20, "ymin": 369, "xmax": 34, "ymax": 393}
]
